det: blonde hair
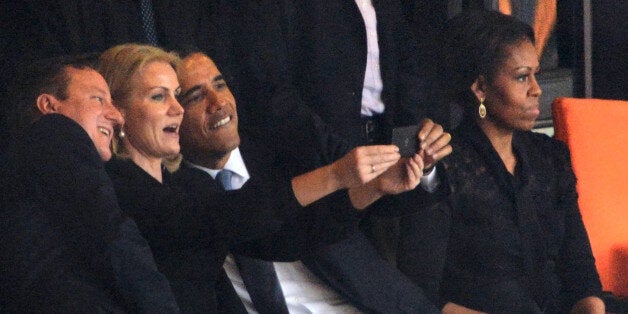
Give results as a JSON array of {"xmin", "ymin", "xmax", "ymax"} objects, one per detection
[
  {"xmin": 97, "ymin": 44, "xmax": 181, "ymax": 156},
  {"xmin": 98, "ymin": 43, "xmax": 180, "ymax": 111}
]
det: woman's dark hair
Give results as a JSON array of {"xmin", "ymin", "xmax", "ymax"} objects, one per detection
[{"xmin": 440, "ymin": 9, "xmax": 535, "ymax": 109}]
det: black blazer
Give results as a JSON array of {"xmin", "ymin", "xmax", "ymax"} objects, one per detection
[
  {"xmin": 105, "ymin": 135, "xmax": 356, "ymax": 313},
  {"xmin": 398, "ymin": 117, "xmax": 602, "ymax": 313},
  {"xmin": 0, "ymin": 114, "xmax": 177, "ymax": 313}
]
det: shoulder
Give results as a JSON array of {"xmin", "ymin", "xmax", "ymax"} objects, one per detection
[
  {"xmin": 105, "ymin": 157, "xmax": 164, "ymax": 195},
  {"xmin": 517, "ymin": 131, "xmax": 572, "ymax": 164},
  {"xmin": 26, "ymin": 114, "xmax": 101, "ymax": 165}
]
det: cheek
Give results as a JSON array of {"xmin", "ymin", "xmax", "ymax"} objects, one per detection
[
  {"xmin": 127, "ymin": 106, "xmax": 158, "ymax": 132},
  {"xmin": 489, "ymin": 84, "xmax": 521, "ymax": 109}
]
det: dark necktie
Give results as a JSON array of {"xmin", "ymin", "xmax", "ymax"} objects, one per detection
[
  {"xmin": 215, "ymin": 170, "xmax": 289, "ymax": 314},
  {"xmin": 139, "ymin": 0, "xmax": 159, "ymax": 46}
]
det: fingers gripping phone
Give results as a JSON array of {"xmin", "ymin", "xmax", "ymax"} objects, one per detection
[{"xmin": 391, "ymin": 125, "xmax": 421, "ymax": 158}]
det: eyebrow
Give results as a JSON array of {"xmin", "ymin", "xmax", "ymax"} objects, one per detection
[
  {"xmin": 90, "ymin": 86, "xmax": 109, "ymax": 97},
  {"xmin": 213, "ymin": 74, "xmax": 225, "ymax": 83},
  {"xmin": 180, "ymin": 85, "xmax": 202, "ymax": 100},
  {"xmin": 179, "ymin": 74, "xmax": 225, "ymax": 99},
  {"xmin": 514, "ymin": 64, "xmax": 541, "ymax": 72}
]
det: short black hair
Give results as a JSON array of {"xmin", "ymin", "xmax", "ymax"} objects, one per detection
[
  {"xmin": 5, "ymin": 53, "xmax": 99, "ymax": 140},
  {"xmin": 174, "ymin": 45, "xmax": 204, "ymax": 60}
]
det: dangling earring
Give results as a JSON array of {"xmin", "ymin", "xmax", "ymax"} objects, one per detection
[
  {"xmin": 478, "ymin": 98, "xmax": 487, "ymax": 119},
  {"xmin": 119, "ymin": 128, "xmax": 126, "ymax": 138}
]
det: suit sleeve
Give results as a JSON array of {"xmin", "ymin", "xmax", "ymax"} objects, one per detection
[
  {"xmin": 16, "ymin": 115, "xmax": 178, "ymax": 313},
  {"xmin": 116, "ymin": 162, "xmax": 347, "ymax": 254},
  {"xmin": 231, "ymin": 189, "xmax": 359, "ymax": 261}
]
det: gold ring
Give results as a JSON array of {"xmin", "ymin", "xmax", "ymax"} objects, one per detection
[{"xmin": 371, "ymin": 164, "xmax": 376, "ymax": 173}]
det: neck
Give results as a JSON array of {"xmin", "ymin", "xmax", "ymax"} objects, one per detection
[
  {"xmin": 126, "ymin": 145, "xmax": 164, "ymax": 183},
  {"xmin": 187, "ymin": 149, "xmax": 232, "ymax": 170},
  {"xmin": 477, "ymin": 119, "xmax": 517, "ymax": 174}
]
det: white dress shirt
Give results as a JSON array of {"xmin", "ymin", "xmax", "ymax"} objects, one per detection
[
  {"xmin": 189, "ymin": 148, "xmax": 361, "ymax": 313},
  {"xmin": 355, "ymin": 0, "xmax": 385, "ymax": 117}
]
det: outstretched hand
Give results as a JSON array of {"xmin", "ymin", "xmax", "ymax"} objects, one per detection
[{"xmin": 330, "ymin": 145, "xmax": 401, "ymax": 189}]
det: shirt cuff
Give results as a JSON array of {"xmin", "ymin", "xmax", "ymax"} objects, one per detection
[{"xmin": 420, "ymin": 166, "xmax": 440, "ymax": 193}]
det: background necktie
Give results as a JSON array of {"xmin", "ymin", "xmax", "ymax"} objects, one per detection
[
  {"xmin": 215, "ymin": 170, "xmax": 289, "ymax": 314},
  {"xmin": 139, "ymin": 0, "xmax": 159, "ymax": 46}
]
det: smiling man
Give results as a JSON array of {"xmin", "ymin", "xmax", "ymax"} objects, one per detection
[
  {"xmin": 177, "ymin": 53, "xmax": 240, "ymax": 170},
  {"xmin": 0, "ymin": 55, "xmax": 178, "ymax": 312},
  {"xmin": 172, "ymin": 51, "xmax": 441, "ymax": 313}
]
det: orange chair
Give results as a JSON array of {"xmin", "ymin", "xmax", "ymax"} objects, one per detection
[{"xmin": 552, "ymin": 97, "xmax": 628, "ymax": 297}]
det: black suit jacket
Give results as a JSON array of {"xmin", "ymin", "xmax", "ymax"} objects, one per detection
[
  {"xmin": 0, "ymin": 114, "xmax": 178, "ymax": 313},
  {"xmin": 218, "ymin": 130, "xmax": 438, "ymax": 313},
  {"xmin": 105, "ymin": 134, "xmax": 357, "ymax": 313}
]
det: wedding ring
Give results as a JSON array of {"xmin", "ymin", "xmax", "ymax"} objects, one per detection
[{"xmin": 371, "ymin": 164, "xmax": 376, "ymax": 173}]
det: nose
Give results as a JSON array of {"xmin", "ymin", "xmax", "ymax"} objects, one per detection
[
  {"xmin": 205, "ymin": 91, "xmax": 227, "ymax": 113},
  {"xmin": 529, "ymin": 74, "xmax": 542, "ymax": 97},
  {"xmin": 104, "ymin": 100, "xmax": 124, "ymax": 126},
  {"xmin": 168, "ymin": 96, "xmax": 185, "ymax": 116}
]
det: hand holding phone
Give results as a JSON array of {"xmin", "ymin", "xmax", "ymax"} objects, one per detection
[{"xmin": 391, "ymin": 125, "xmax": 421, "ymax": 158}]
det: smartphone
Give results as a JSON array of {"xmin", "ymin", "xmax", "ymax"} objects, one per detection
[{"xmin": 391, "ymin": 125, "xmax": 421, "ymax": 158}]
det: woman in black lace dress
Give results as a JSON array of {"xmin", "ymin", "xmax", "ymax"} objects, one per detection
[{"xmin": 397, "ymin": 10, "xmax": 604, "ymax": 314}]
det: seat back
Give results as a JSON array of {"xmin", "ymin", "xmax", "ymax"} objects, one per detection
[{"xmin": 552, "ymin": 97, "xmax": 628, "ymax": 296}]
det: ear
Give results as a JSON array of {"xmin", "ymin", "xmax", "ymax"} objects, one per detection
[
  {"xmin": 36, "ymin": 94, "xmax": 59, "ymax": 114},
  {"xmin": 470, "ymin": 75, "xmax": 487, "ymax": 103}
]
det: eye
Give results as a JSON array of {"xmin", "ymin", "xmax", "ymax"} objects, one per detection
[
  {"xmin": 151, "ymin": 93, "xmax": 165, "ymax": 101},
  {"xmin": 182, "ymin": 91, "xmax": 205, "ymax": 106},
  {"xmin": 215, "ymin": 80, "xmax": 228, "ymax": 90},
  {"xmin": 93, "ymin": 96, "xmax": 104, "ymax": 103},
  {"xmin": 516, "ymin": 74, "xmax": 529, "ymax": 82}
]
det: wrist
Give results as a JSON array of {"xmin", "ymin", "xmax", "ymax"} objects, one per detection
[
  {"xmin": 326, "ymin": 162, "xmax": 344, "ymax": 190},
  {"xmin": 422, "ymin": 165, "xmax": 435, "ymax": 176}
]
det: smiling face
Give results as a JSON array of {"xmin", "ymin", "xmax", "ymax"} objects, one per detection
[
  {"xmin": 121, "ymin": 61, "xmax": 183, "ymax": 162},
  {"xmin": 474, "ymin": 40, "xmax": 542, "ymax": 132},
  {"xmin": 177, "ymin": 53, "xmax": 239, "ymax": 167},
  {"xmin": 53, "ymin": 67, "xmax": 123, "ymax": 161}
]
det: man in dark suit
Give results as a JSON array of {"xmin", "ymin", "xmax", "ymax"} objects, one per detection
[
  {"xmin": 208, "ymin": 1, "xmax": 453, "ymax": 312},
  {"xmin": 0, "ymin": 55, "xmax": 178, "ymax": 312},
  {"xmin": 174, "ymin": 51, "xmax": 445, "ymax": 313}
]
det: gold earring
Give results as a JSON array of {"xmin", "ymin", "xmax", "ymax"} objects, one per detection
[
  {"xmin": 119, "ymin": 129, "xmax": 126, "ymax": 138},
  {"xmin": 478, "ymin": 98, "xmax": 487, "ymax": 119}
]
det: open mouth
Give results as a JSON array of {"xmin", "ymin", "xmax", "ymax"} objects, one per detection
[
  {"xmin": 98, "ymin": 126, "xmax": 111, "ymax": 137},
  {"xmin": 163, "ymin": 124, "xmax": 179, "ymax": 134},
  {"xmin": 210, "ymin": 116, "xmax": 231, "ymax": 129}
]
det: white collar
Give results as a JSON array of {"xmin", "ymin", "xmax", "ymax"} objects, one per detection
[{"xmin": 186, "ymin": 147, "xmax": 250, "ymax": 189}]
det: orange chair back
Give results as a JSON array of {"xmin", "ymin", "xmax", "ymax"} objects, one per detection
[{"xmin": 552, "ymin": 97, "xmax": 628, "ymax": 296}]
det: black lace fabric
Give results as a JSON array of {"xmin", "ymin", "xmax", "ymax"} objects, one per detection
[{"xmin": 398, "ymin": 115, "xmax": 602, "ymax": 313}]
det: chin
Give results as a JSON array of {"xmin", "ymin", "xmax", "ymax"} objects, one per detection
[
  {"xmin": 98, "ymin": 150, "xmax": 112, "ymax": 162},
  {"xmin": 517, "ymin": 122, "xmax": 536, "ymax": 132}
]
